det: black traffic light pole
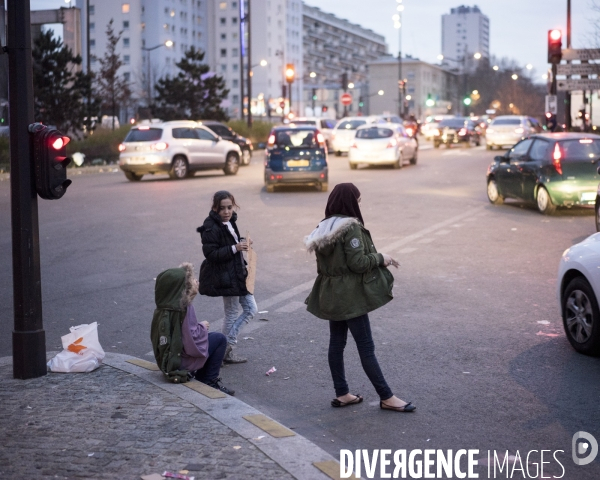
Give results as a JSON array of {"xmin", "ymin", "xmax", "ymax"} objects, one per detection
[
  {"xmin": 565, "ymin": 0, "xmax": 572, "ymax": 131},
  {"xmin": 7, "ymin": 0, "xmax": 47, "ymax": 379}
]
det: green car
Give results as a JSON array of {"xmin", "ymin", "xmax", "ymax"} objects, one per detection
[{"xmin": 486, "ymin": 133, "xmax": 600, "ymax": 214}]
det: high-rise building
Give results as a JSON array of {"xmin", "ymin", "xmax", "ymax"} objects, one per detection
[{"xmin": 441, "ymin": 5, "xmax": 489, "ymax": 72}]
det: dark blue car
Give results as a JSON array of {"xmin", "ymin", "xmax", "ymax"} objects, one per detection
[{"xmin": 264, "ymin": 125, "xmax": 328, "ymax": 192}]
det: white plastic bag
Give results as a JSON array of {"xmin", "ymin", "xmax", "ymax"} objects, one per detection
[{"xmin": 47, "ymin": 322, "xmax": 106, "ymax": 373}]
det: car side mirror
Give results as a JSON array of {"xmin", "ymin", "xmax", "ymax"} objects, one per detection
[
  {"xmin": 597, "ymin": 166, "xmax": 600, "ymax": 175},
  {"xmin": 216, "ymin": 136, "xmax": 222, "ymax": 142},
  {"xmin": 494, "ymin": 155, "xmax": 508, "ymax": 163}
]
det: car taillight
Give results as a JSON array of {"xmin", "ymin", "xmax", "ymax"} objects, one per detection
[
  {"xmin": 553, "ymin": 143, "xmax": 562, "ymax": 175},
  {"xmin": 118, "ymin": 143, "xmax": 126, "ymax": 152},
  {"xmin": 515, "ymin": 127, "xmax": 524, "ymax": 134},
  {"xmin": 316, "ymin": 133, "xmax": 325, "ymax": 144},
  {"xmin": 406, "ymin": 128, "xmax": 414, "ymax": 136},
  {"xmin": 267, "ymin": 134, "xmax": 275, "ymax": 147},
  {"xmin": 351, "ymin": 143, "xmax": 358, "ymax": 149},
  {"xmin": 458, "ymin": 128, "xmax": 467, "ymax": 136},
  {"xmin": 152, "ymin": 142, "xmax": 168, "ymax": 151},
  {"xmin": 386, "ymin": 139, "xmax": 397, "ymax": 148}
]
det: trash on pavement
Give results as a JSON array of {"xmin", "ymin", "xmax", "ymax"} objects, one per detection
[
  {"xmin": 259, "ymin": 318, "xmax": 269, "ymax": 321},
  {"xmin": 162, "ymin": 472, "xmax": 195, "ymax": 480},
  {"xmin": 140, "ymin": 474, "xmax": 163, "ymax": 480},
  {"xmin": 47, "ymin": 322, "xmax": 105, "ymax": 373},
  {"xmin": 233, "ymin": 446, "xmax": 242, "ymax": 450},
  {"xmin": 243, "ymin": 337, "xmax": 254, "ymax": 340},
  {"xmin": 258, "ymin": 310, "xmax": 268, "ymax": 313},
  {"xmin": 536, "ymin": 331, "xmax": 560, "ymax": 337},
  {"xmin": 265, "ymin": 366, "xmax": 277, "ymax": 376},
  {"xmin": 537, "ymin": 320, "xmax": 550, "ymax": 325}
]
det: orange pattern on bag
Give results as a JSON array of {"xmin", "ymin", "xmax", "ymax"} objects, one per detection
[{"xmin": 67, "ymin": 337, "xmax": 87, "ymax": 354}]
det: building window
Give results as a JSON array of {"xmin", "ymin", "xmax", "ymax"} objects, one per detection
[
  {"xmin": 220, "ymin": 49, "xmax": 227, "ymax": 57},
  {"xmin": 221, "ymin": 64, "xmax": 227, "ymax": 72},
  {"xmin": 232, "ymin": 1, "xmax": 237, "ymax": 8},
  {"xmin": 122, "ymin": 3, "xmax": 130, "ymax": 13},
  {"xmin": 90, "ymin": 39, "xmax": 95, "ymax": 47},
  {"xmin": 232, "ymin": 17, "xmax": 238, "ymax": 24},
  {"xmin": 89, "ymin": 22, "xmax": 95, "ymax": 31},
  {"xmin": 123, "ymin": 21, "xmax": 129, "ymax": 29},
  {"xmin": 232, "ymin": 79, "xmax": 238, "ymax": 87},
  {"xmin": 164, "ymin": 23, "xmax": 169, "ymax": 30},
  {"xmin": 89, "ymin": 5, "xmax": 95, "ymax": 14},
  {"xmin": 232, "ymin": 63, "xmax": 238, "ymax": 72},
  {"xmin": 123, "ymin": 72, "xmax": 130, "ymax": 81},
  {"xmin": 232, "ymin": 95, "xmax": 239, "ymax": 103},
  {"xmin": 232, "ymin": 48, "xmax": 238, "ymax": 56},
  {"xmin": 170, "ymin": 10, "xmax": 175, "ymax": 17},
  {"xmin": 123, "ymin": 55, "xmax": 130, "ymax": 64},
  {"xmin": 221, "ymin": 33, "xmax": 226, "ymax": 41},
  {"xmin": 220, "ymin": 17, "xmax": 226, "ymax": 25},
  {"xmin": 219, "ymin": 2, "xmax": 227, "ymax": 8},
  {"xmin": 123, "ymin": 38, "xmax": 130, "ymax": 47}
]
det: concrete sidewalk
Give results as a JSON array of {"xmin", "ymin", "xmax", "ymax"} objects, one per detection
[{"xmin": 0, "ymin": 353, "xmax": 345, "ymax": 480}]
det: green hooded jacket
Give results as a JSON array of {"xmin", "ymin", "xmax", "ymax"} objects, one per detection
[
  {"xmin": 304, "ymin": 215, "xmax": 394, "ymax": 320},
  {"xmin": 150, "ymin": 263, "xmax": 197, "ymax": 383}
]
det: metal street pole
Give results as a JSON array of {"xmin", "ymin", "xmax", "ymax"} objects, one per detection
[
  {"xmin": 565, "ymin": 0, "xmax": 572, "ymax": 130},
  {"xmin": 7, "ymin": 0, "xmax": 47, "ymax": 379},
  {"xmin": 239, "ymin": 0, "xmax": 245, "ymax": 121},
  {"xmin": 288, "ymin": 80, "xmax": 292, "ymax": 113},
  {"xmin": 246, "ymin": 0, "xmax": 252, "ymax": 128},
  {"xmin": 398, "ymin": 24, "xmax": 402, "ymax": 119}
]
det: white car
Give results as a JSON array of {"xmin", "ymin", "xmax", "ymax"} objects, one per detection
[
  {"xmin": 118, "ymin": 120, "xmax": 242, "ymax": 181},
  {"xmin": 290, "ymin": 117, "xmax": 336, "ymax": 151},
  {"xmin": 557, "ymin": 233, "xmax": 600, "ymax": 355},
  {"xmin": 485, "ymin": 115, "xmax": 537, "ymax": 150},
  {"xmin": 348, "ymin": 123, "xmax": 418, "ymax": 169},
  {"xmin": 331, "ymin": 117, "xmax": 370, "ymax": 156}
]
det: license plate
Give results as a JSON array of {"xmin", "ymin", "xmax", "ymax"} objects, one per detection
[
  {"xmin": 129, "ymin": 157, "xmax": 147, "ymax": 164},
  {"xmin": 581, "ymin": 192, "xmax": 596, "ymax": 201},
  {"xmin": 287, "ymin": 159, "xmax": 310, "ymax": 167}
]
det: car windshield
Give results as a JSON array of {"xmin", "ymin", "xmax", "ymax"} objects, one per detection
[
  {"xmin": 337, "ymin": 120, "xmax": 367, "ymax": 130},
  {"xmin": 125, "ymin": 128, "xmax": 163, "ymax": 142},
  {"xmin": 492, "ymin": 118, "xmax": 521, "ymax": 126},
  {"xmin": 356, "ymin": 127, "xmax": 394, "ymax": 139},
  {"xmin": 439, "ymin": 119, "xmax": 466, "ymax": 128},
  {"xmin": 560, "ymin": 139, "xmax": 600, "ymax": 161},
  {"xmin": 274, "ymin": 129, "xmax": 318, "ymax": 148}
]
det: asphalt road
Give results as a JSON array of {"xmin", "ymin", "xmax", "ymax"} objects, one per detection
[{"xmin": 1, "ymin": 142, "xmax": 599, "ymax": 479}]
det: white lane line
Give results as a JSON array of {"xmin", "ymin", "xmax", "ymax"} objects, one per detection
[
  {"xmin": 442, "ymin": 150, "xmax": 472, "ymax": 156},
  {"xmin": 419, "ymin": 237, "xmax": 435, "ymax": 244},
  {"xmin": 275, "ymin": 300, "xmax": 307, "ymax": 313},
  {"xmin": 435, "ymin": 229, "xmax": 451, "ymax": 235},
  {"xmin": 398, "ymin": 247, "xmax": 417, "ymax": 254},
  {"xmin": 452, "ymin": 224, "xmax": 463, "ymax": 228}
]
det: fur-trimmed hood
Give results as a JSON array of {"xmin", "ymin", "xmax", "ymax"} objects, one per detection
[
  {"xmin": 154, "ymin": 262, "xmax": 198, "ymax": 311},
  {"xmin": 304, "ymin": 216, "xmax": 360, "ymax": 253}
]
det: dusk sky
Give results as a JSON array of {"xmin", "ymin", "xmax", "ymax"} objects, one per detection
[{"xmin": 31, "ymin": 0, "xmax": 597, "ymax": 83}]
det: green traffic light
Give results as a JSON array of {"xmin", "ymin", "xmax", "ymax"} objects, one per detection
[
  {"xmin": 425, "ymin": 99, "xmax": 435, "ymax": 107},
  {"xmin": 463, "ymin": 97, "xmax": 472, "ymax": 106},
  {"xmin": 312, "ymin": 95, "xmax": 317, "ymax": 101}
]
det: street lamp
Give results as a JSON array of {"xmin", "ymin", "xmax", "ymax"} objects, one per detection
[
  {"xmin": 511, "ymin": 74, "xmax": 519, "ymax": 80},
  {"xmin": 143, "ymin": 40, "xmax": 174, "ymax": 103},
  {"xmin": 285, "ymin": 64, "xmax": 295, "ymax": 114},
  {"xmin": 393, "ymin": 0, "xmax": 403, "ymax": 118}
]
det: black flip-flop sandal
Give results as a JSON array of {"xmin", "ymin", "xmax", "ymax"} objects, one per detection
[
  {"xmin": 331, "ymin": 394, "xmax": 363, "ymax": 408},
  {"xmin": 380, "ymin": 400, "xmax": 416, "ymax": 412}
]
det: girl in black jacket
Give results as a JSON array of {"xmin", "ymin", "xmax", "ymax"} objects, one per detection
[{"xmin": 197, "ymin": 191, "xmax": 257, "ymax": 364}]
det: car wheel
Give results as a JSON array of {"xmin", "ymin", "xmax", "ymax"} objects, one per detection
[
  {"xmin": 487, "ymin": 179, "xmax": 504, "ymax": 205},
  {"xmin": 562, "ymin": 276, "xmax": 600, "ymax": 356},
  {"xmin": 536, "ymin": 186, "xmax": 556, "ymax": 214},
  {"xmin": 445, "ymin": 142, "xmax": 451, "ymax": 149},
  {"xmin": 486, "ymin": 144, "xmax": 492, "ymax": 151},
  {"xmin": 596, "ymin": 199, "xmax": 600, "ymax": 232},
  {"xmin": 349, "ymin": 162, "xmax": 357, "ymax": 170},
  {"xmin": 241, "ymin": 149, "xmax": 251, "ymax": 166},
  {"xmin": 265, "ymin": 184, "xmax": 275, "ymax": 193},
  {"xmin": 223, "ymin": 153, "xmax": 239, "ymax": 175},
  {"xmin": 320, "ymin": 182, "xmax": 328, "ymax": 192},
  {"xmin": 393, "ymin": 154, "xmax": 403, "ymax": 169},
  {"xmin": 169, "ymin": 156, "xmax": 188, "ymax": 179},
  {"xmin": 335, "ymin": 151, "xmax": 342, "ymax": 157},
  {"xmin": 434, "ymin": 142, "xmax": 440, "ymax": 149},
  {"xmin": 410, "ymin": 148, "xmax": 418, "ymax": 165},
  {"xmin": 124, "ymin": 171, "xmax": 143, "ymax": 182}
]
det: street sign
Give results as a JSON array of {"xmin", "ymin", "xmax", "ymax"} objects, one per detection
[
  {"xmin": 545, "ymin": 95, "xmax": 557, "ymax": 114},
  {"xmin": 557, "ymin": 63, "xmax": 600, "ymax": 76},
  {"xmin": 561, "ymin": 48, "xmax": 600, "ymax": 61},
  {"xmin": 341, "ymin": 93, "xmax": 352, "ymax": 106},
  {"xmin": 557, "ymin": 78, "xmax": 600, "ymax": 91}
]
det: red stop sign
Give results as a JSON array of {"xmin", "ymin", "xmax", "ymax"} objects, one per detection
[{"xmin": 341, "ymin": 93, "xmax": 352, "ymax": 106}]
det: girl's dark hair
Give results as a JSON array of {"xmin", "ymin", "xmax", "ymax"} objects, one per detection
[{"xmin": 211, "ymin": 190, "xmax": 239, "ymax": 211}]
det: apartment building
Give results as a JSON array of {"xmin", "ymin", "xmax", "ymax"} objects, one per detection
[{"xmin": 441, "ymin": 5, "xmax": 489, "ymax": 73}]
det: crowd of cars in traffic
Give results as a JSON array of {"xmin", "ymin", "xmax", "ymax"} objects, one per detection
[{"xmin": 117, "ymin": 113, "xmax": 600, "ymax": 357}]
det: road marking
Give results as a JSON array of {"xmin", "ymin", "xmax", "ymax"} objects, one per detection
[
  {"xmin": 243, "ymin": 414, "xmax": 296, "ymax": 438},
  {"xmin": 184, "ymin": 380, "xmax": 227, "ymax": 399},
  {"xmin": 419, "ymin": 237, "xmax": 435, "ymax": 244},
  {"xmin": 442, "ymin": 150, "xmax": 472, "ymax": 156},
  {"xmin": 126, "ymin": 358, "xmax": 160, "ymax": 371},
  {"xmin": 435, "ymin": 229, "xmax": 451, "ymax": 235},
  {"xmin": 275, "ymin": 300, "xmax": 307, "ymax": 313}
]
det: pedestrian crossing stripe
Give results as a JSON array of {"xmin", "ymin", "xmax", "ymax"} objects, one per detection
[
  {"xmin": 243, "ymin": 414, "xmax": 296, "ymax": 438},
  {"xmin": 126, "ymin": 358, "xmax": 160, "ymax": 371},
  {"xmin": 184, "ymin": 380, "xmax": 227, "ymax": 399}
]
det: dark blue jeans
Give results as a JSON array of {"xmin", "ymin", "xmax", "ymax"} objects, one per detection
[
  {"xmin": 328, "ymin": 314, "xmax": 393, "ymax": 400},
  {"xmin": 193, "ymin": 332, "xmax": 227, "ymax": 383}
]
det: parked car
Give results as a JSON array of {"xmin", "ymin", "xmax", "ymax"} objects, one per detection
[
  {"xmin": 348, "ymin": 123, "xmax": 418, "ymax": 169},
  {"xmin": 486, "ymin": 133, "xmax": 600, "ymax": 214},
  {"xmin": 264, "ymin": 125, "xmax": 328, "ymax": 192},
  {"xmin": 557, "ymin": 233, "xmax": 600, "ymax": 355},
  {"xmin": 331, "ymin": 117, "xmax": 369, "ymax": 155},
  {"xmin": 421, "ymin": 115, "xmax": 455, "ymax": 140},
  {"xmin": 198, "ymin": 120, "xmax": 253, "ymax": 165},
  {"xmin": 432, "ymin": 117, "xmax": 481, "ymax": 148},
  {"xmin": 118, "ymin": 120, "xmax": 241, "ymax": 181},
  {"xmin": 290, "ymin": 117, "xmax": 336, "ymax": 151},
  {"xmin": 486, "ymin": 115, "xmax": 538, "ymax": 150}
]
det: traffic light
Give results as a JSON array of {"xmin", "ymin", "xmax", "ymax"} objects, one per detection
[
  {"xmin": 425, "ymin": 94, "xmax": 435, "ymax": 107},
  {"xmin": 29, "ymin": 123, "xmax": 72, "ymax": 200},
  {"xmin": 341, "ymin": 72, "xmax": 348, "ymax": 90},
  {"xmin": 282, "ymin": 85, "xmax": 287, "ymax": 98},
  {"xmin": 285, "ymin": 64, "xmax": 295, "ymax": 83},
  {"xmin": 463, "ymin": 97, "xmax": 472, "ymax": 106},
  {"xmin": 322, "ymin": 105, "xmax": 328, "ymax": 112},
  {"xmin": 545, "ymin": 112, "xmax": 557, "ymax": 131},
  {"xmin": 358, "ymin": 96, "xmax": 364, "ymax": 108},
  {"xmin": 548, "ymin": 29, "xmax": 562, "ymax": 64},
  {"xmin": 312, "ymin": 88, "xmax": 317, "ymax": 101}
]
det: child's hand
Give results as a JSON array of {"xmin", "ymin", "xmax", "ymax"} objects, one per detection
[{"xmin": 200, "ymin": 321, "xmax": 210, "ymax": 330}]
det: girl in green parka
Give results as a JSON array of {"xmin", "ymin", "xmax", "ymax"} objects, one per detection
[{"xmin": 304, "ymin": 183, "xmax": 416, "ymax": 413}]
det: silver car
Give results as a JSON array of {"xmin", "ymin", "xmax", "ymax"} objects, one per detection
[
  {"xmin": 118, "ymin": 120, "xmax": 242, "ymax": 181},
  {"xmin": 290, "ymin": 117, "xmax": 336, "ymax": 151},
  {"xmin": 348, "ymin": 123, "xmax": 418, "ymax": 169},
  {"xmin": 331, "ymin": 117, "xmax": 370, "ymax": 156},
  {"xmin": 485, "ymin": 115, "xmax": 537, "ymax": 150}
]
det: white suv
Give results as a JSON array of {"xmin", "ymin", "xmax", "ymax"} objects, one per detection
[{"xmin": 118, "ymin": 120, "xmax": 242, "ymax": 181}]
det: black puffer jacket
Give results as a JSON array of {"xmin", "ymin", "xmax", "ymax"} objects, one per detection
[{"xmin": 197, "ymin": 210, "xmax": 249, "ymax": 297}]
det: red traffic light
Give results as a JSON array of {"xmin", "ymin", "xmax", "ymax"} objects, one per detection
[
  {"xmin": 550, "ymin": 29, "xmax": 561, "ymax": 41},
  {"xmin": 51, "ymin": 136, "xmax": 70, "ymax": 150}
]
